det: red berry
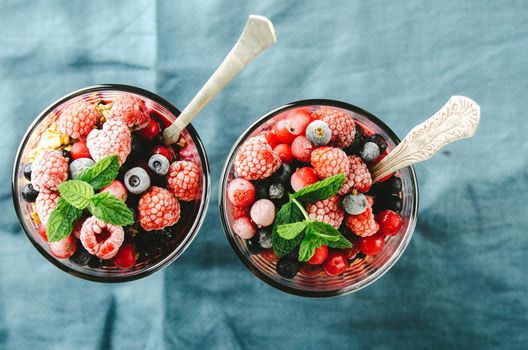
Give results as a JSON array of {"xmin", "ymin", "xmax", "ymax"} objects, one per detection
[
  {"xmin": 113, "ymin": 244, "xmax": 138, "ymax": 268},
  {"xmin": 232, "ymin": 205, "xmax": 250, "ymax": 220},
  {"xmin": 300, "ymin": 263, "xmax": 323, "ymax": 276},
  {"xmin": 273, "ymin": 144, "xmax": 294, "ymax": 164},
  {"xmin": 285, "ymin": 109, "xmax": 312, "ymax": 135},
  {"xmin": 359, "ymin": 233, "xmax": 385, "ymax": 255},
  {"xmin": 377, "ymin": 210, "xmax": 403, "ymax": 236},
  {"xmin": 323, "ymin": 252, "xmax": 348, "ymax": 276},
  {"xmin": 49, "ymin": 235, "xmax": 77, "ymax": 259},
  {"xmin": 344, "ymin": 246, "xmax": 361, "ymax": 260},
  {"xmin": 101, "ymin": 180, "xmax": 127, "ymax": 202},
  {"xmin": 307, "ymin": 244, "xmax": 328, "ymax": 265},
  {"xmin": 38, "ymin": 222, "xmax": 47, "ymax": 241},
  {"xmin": 232, "ymin": 216, "xmax": 256, "ymax": 239},
  {"xmin": 290, "ymin": 167, "xmax": 318, "ymax": 192},
  {"xmin": 263, "ymin": 130, "xmax": 279, "ymax": 148},
  {"xmin": 71, "ymin": 141, "xmax": 91, "ymax": 160},
  {"xmin": 291, "ymin": 136, "xmax": 314, "ymax": 162},
  {"xmin": 227, "ymin": 178, "xmax": 256, "ymax": 208},
  {"xmin": 179, "ymin": 144, "xmax": 194, "ymax": 161},
  {"xmin": 152, "ymin": 145, "xmax": 175, "ymax": 162},
  {"xmin": 261, "ymin": 248, "xmax": 278, "ymax": 262},
  {"xmin": 138, "ymin": 118, "xmax": 160, "ymax": 141},
  {"xmin": 272, "ymin": 119, "xmax": 296, "ymax": 144}
]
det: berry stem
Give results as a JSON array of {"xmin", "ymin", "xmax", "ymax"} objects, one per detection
[{"xmin": 291, "ymin": 197, "xmax": 310, "ymax": 221}]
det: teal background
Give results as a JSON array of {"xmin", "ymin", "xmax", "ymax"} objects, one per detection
[{"xmin": 1, "ymin": 1, "xmax": 527, "ymax": 349}]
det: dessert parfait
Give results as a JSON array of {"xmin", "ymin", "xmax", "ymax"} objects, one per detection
[{"xmin": 13, "ymin": 86, "xmax": 209, "ymax": 281}]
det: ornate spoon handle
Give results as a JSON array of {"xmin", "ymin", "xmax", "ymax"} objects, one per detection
[
  {"xmin": 163, "ymin": 15, "xmax": 276, "ymax": 145},
  {"xmin": 371, "ymin": 96, "xmax": 480, "ymax": 182}
]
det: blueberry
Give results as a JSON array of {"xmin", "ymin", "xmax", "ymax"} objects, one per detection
[
  {"xmin": 345, "ymin": 125, "xmax": 366, "ymax": 155},
  {"xmin": 367, "ymin": 134, "xmax": 388, "ymax": 153},
  {"xmin": 22, "ymin": 184, "xmax": 38, "ymax": 202},
  {"xmin": 124, "ymin": 167, "xmax": 151, "ymax": 194},
  {"xmin": 246, "ymin": 235, "xmax": 262, "ymax": 254},
  {"xmin": 374, "ymin": 195, "xmax": 402, "ymax": 213},
  {"xmin": 276, "ymin": 257, "xmax": 300, "ymax": 278},
  {"xmin": 23, "ymin": 163, "xmax": 32, "ymax": 181},
  {"xmin": 129, "ymin": 134, "xmax": 146, "ymax": 159},
  {"xmin": 382, "ymin": 176, "xmax": 402, "ymax": 194},
  {"xmin": 342, "ymin": 193, "xmax": 368, "ymax": 215},
  {"xmin": 148, "ymin": 154, "xmax": 170, "ymax": 176},
  {"xmin": 60, "ymin": 149, "xmax": 71, "ymax": 159},
  {"xmin": 306, "ymin": 120, "xmax": 331, "ymax": 146},
  {"xmin": 255, "ymin": 181, "xmax": 269, "ymax": 199},
  {"xmin": 269, "ymin": 183, "xmax": 285, "ymax": 199},
  {"xmin": 257, "ymin": 228, "xmax": 272, "ymax": 249},
  {"xmin": 69, "ymin": 158, "xmax": 95, "ymax": 179},
  {"xmin": 359, "ymin": 142, "xmax": 380, "ymax": 163},
  {"xmin": 69, "ymin": 245, "xmax": 92, "ymax": 266},
  {"xmin": 272, "ymin": 163, "xmax": 292, "ymax": 184}
]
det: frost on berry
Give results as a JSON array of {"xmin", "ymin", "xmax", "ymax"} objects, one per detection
[
  {"xmin": 35, "ymin": 191, "xmax": 60, "ymax": 225},
  {"xmin": 310, "ymin": 146, "xmax": 349, "ymax": 179},
  {"xmin": 234, "ymin": 135, "xmax": 282, "ymax": 180},
  {"xmin": 138, "ymin": 187, "xmax": 181, "ymax": 231},
  {"xmin": 167, "ymin": 160, "xmax": 201, "ymax": 201},
  {"xmin": 31, "ymin": 150, "xmax": 69, "ymax": 192},
  {"xmin": 58, "ymin": 101, "xmax": 99, "ymax": 139},
  {"xmin": 339, "ymin": 155, "xmax": 372, "ymax": 194},
  {"xmin": 345, "ymin": 206, "xmax": 379, "ymax": 237},
  {"xmin": 80, "ymin": 216, "xmax": 125, "ymax": 259},
  {"xmin": 86, "ymin": 120, "xmax": 131, "ymax": 164},
  {"xmin": 108, "ymin": 95, "xmax": 150, "ymax": 130},
  {"xmin": 312, "ymin": 109, "xmax": 356, "ymax": 148},
  {"xmin": 306, "ymin": 195, "xmax": 344, "ymax": 229}
]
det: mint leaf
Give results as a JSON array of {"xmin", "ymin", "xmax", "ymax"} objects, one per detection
[
  {"xmin": 326, "ymin": 235, "xmax": 353, "ymax": 249},
  {"xmin": 88, "ymin": 192, "xmax": 134, "ymax": 226},
  {"xmin": 57, "ymin": 180, "xmax": 94, "ymax": 209},
  {"xmin": 298, "ymin": 226, "xmax": 323, "ymax": 262},
  {"xmin": 271, "ymin": 202, "xmax": 305, "ymax": 257},
  {"xmin": 46, "ymin": 198, "xmax": 83, "ymax": 242},
  {"xmin": 310, "ymin": 221, "xmax": 352, "ymax": 248},
  {"xmin": 277, "ymin": 221, "xmax": 308, "ymax": 240},
  {"xmin": 292, "ymin": 173, "xmax": 345, "ymax": 203},
  {"xmin": 77, "ymin": 155, "xmax": 119, "ymax": 190}
]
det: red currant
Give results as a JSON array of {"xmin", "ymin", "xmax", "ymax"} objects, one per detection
[
  {"xmin": 344, "ymin": 246, "xmax": 360, "ymax": 260},
  {"xmin": 114, "ymin": 244, "xmax": 138, "ymax": 268},
  {"xmin": 323, "ymin": 252, "xmax": 348, "ymax": 276},
  {"xmin": 359, "ymin": 233, "xmax": 385, "ymax": 255},
  {"xmin": 272, "ymin": 119, "xmax": 296, "ymax": 144},
  {"xmin": 49, "ymin": 235, "xmax": 77, "ymax": 259},
  {"xmin": 300, "ymin": 263, "xmax": 323, "ymax": 276},
  {"xmin": 307, "ymin": 244, "xmax": 328, "ymax": 265},
  {"xmin": 285, "ymin": 109, "xmax": 312, "ymax": 135},
  {"xmin": 138, "ymin": 119, "xmax": 160, "ymax": 141},
  {"xmin": 38, "ymin": 222, "xmax": 47, "ymax": 241},
  {"xmin": 273, "ymin": 144, "xmax": 294, "ymax": 164},
  {"xmin": 263, "ymin": 130, "xmax": 279, "ymax": 148},
  {"xmin": 152, "ymin": 145, "xmax": 175, "ymax": 162},
  {"xmin": 291, "ymin": 135, "xmax": 314, "ymax": 162},
  {"xmin": 261, "ymin": 248, "xmax": 278, "ymax": 262},
  {"xmin": 227, "ymin": 178, "xmax": 256, "ymax": 208},
  {"xmin": 70, "ymin": 141, "xmax": 91, "ymax": 160},
  {"xmin": 290, "ymin": 167, "xmax": 318, "ymax": 192},
  {"xmin": 377, "ymin": 210, "xmax": 403, "ymax": 236}
]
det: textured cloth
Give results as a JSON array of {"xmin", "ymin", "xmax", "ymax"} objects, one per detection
[{"xmin": 1, "ymin": 1, "xmax": 527, "ymax": 349}]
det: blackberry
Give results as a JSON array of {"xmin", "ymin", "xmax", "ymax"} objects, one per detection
[
  {"xmin": 276, "ymin": 257, "xmax": 300, "ymax": 278},
  {"xmin": 22, "ymin": 184, "xmax": 38, "ymax": 202},
  {"xmin": 366, "ymin": 134, "xmax": 388, "ymax": 153},
  {"xmin": 246, "ymin": 235, "xmax": 262, "ymax": 254},
  {"xmin": 23, "ymin": 163, "xmax": 32, "ymax": 181}
]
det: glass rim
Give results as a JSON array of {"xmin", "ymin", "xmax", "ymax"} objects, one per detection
[
  {"xmin": 219, "ymin": 98, "xmax": 419, "ymax": 297},
  {"xmin": 11, "ymin": 84, "xmax": 211, "ymax": 283}
]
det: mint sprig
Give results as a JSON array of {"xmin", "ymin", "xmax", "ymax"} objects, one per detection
[
  {"xmin": 46, "ymin": 198, "xmax": 83, "ymax": 242},
  {"xmin": 77, "ymin": 155, "xmax": 119, "ymax": 190},
  {"xmin": 88, "ymin": 192, "xmax": 134, "ymax": 226},
  {"xmin": 57, "ymin": 180, "xmax": 94, "ymax": 209},
  {"xmin": 271, "ymin": 174, "xmax": 353, "ymax": 261}
]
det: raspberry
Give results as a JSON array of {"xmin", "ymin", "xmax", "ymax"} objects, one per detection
[
  {"xmin": 345, "ymin": 206, "xmax": 379, "ymax": 237},
  {"xmin": 80, "ymin": 216, "xmax": 125, "ymax": 259},
  {"xmin": 339, "ymin": 155, "xmax": 372, "ymax": 194},
  {"xmin": 58, "ymin": 101, "xmax": 99, "ymax": 139},
  {"xmin": 35, "ymin": 191, "xmax": 60, "ymax": 225},
  {"xmin": 138, "ymin": 186, "xmax": 181, "ymax": 231},
  {"xmin": 232, "ymin": 206, "xmax": 250, "ymax": 220},
  {"xmin": 31, "ymin": 150, "xmax": 69, "ymax": 192},
  {"xmin": 167, "ymin": 160, "xmax": 201, "ymax": 201},
  {"xmin": 310, "ymin": 146, "xmax": 349, "ymax": 179},
  {"xmin": 234, "ymin": 135, "xmax": 282, "ymax": 180},
  {"xmin": 108, "ymin": 95, "xmax": 150, "ymax": 130},
  {"xmin": 306, "ymin": 195, "xmax": 344, "ymax": 229},
  {"xmin": 312, "ymin": 109, "xmax": 356, "ymax": 148},
  {"xmin": 86, "ymin": 120, "xmax": 131, "ymax": 165}
]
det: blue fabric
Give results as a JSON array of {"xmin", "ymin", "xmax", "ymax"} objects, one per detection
[{"xmin": 1, "ymin": 1, "xmax": 527, "ymax": 349}]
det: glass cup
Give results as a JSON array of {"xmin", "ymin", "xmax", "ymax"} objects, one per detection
[
  {"xmin": 12, "ymin": 84, "xmax": 210, "ymax": 282},
  {"xmin": 219, "ymin": 99, "xmax": 418, "ymax": 297}
]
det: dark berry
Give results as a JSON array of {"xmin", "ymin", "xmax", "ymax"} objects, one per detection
[
  {"xmin": 288, "ymin": 248, "xmax": 300, "ymax": 261},
  {"xmin": 130, "ymin": 134, "xmax": 146, "ymax": 159},
  {"xmin": 60, "ymin": 149, "xmax": 71, "ymax": 159},
  {"xmin": 276, "ymin": 257, "xmax": 300, "ymax": 278},
  {"xmin": 22, "ymin": 184, "xmax": 38, "ymax": 202},
  {"xmin": 88, "ymin": 256, "xmax": 102, "ymax": 268},
  {"xmin": 344, "ymin": 125, "xmax": 366, "ymax": 155},
  {"xmin": 383, "ymin": 176, "xmax": 402, "ymax": 194},
  {"xmin": 269, "ymin": 183, "xmax": 285, "ymax": 199},
  {"xmin": 257, "ymin": 228, "xmax": 272, "ymax": 249},
  {"xmin": 367, "ymin": 134, "xmax": 388, "ymax": 153},
  {"xmin": 254, "ymin": 181, "xmax": 269, "ymax": 199},
  {"xmin": 69, "ymin": 245, "xmax": 92, "ymax": 266},
  {"xmin": 23, "ymin": 163, "xmax": 32, "ymax": 181},
  {"xmin": 272, "ymin": 163, "xmax": 292, "ymax": 184},
  {"xmin": 374, "ymin": 195, "xmax": 402, "ymax": 213},
  {"xmin": 246, "ymin": 235, "xmax": 262, "ymax": 255}
]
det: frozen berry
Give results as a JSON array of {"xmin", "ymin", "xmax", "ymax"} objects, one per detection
[
  {"xmin": 129, "ymin": 134, "xmax": 146, "ymax": 159},
  {"xmin": 342, "ymin": 192, "xmax": 368, "ymax": 215},
  {"xmin": 257, "ymin": 228, "xmax": 272, "ymax": 249},
  {"xmin": 250, "ymin": 199, "xmax": 275, "ymax": 227},
  {"xmin": 312, "ymin": 109, "xmax": 356, "ymax": 148},
  {"xmin": 31, "ymin": 150, "xmax": 69, "ymax": 192},
  {"xmin": 269, "ymin": 183, "xmax": 285, "ymax": 199},
  {"xmin": 113, "ymin": 244, "xmax": 138, "ymax": 268},
  {"xmin": 49, "ymin": 234, "xmax": 77, "ymax": 259},
  {"xmin": 285, "ymin": 109, "xmax": 312, "ymax": 135},
  {"xmin": 345, "ymin": 206, "xmax": 379, "ymax": 237},
  {"xmin": 227, "ymin": 178, "xmax": 256, "ymax": 208},
  {"xmin": 58, "ymin": 101, "xmax": 99, "ymax": 139},
  {"xmin": 80, "ymin": 217, "xmax": 125, "ymax": 259},
  {"xmin": 246, "ymin": 235, "xmax": 262, "ymax": 254},
  {"xmin": 323, "ymin": 252, "xmax": 348, "ymax": 276},
  {"xmin": 152, "ymin": 145, "xmax": 175, "ymax": 162},
  {"xmin": 234, "ymin": 135, "xmax": 282, "ymax": 180},
  {"xmin": 22, "ymin": 184, "xmax": 38, "ymax": 202},
  {"xmin": 87, "ymin": 120, "xmax": 131, "ymax": 165},
  {"xmin": 262, "ymin": 130, "xmax": 279, "ymax": 148},
  {"xmin": 359, "ymin": 233, "xmax": 385, "ymax": 255},
  {"xmin": 377, "ymin": 210, "xmax": 403, "ymax": 236},
  {"xmin": 271, "ymin": 163, "xmax": 292, "ymax": 184},
  {"xmin": 360, "ymin": 142, "xmax": 380, "ymax": 163},
  {"xmin": 138, "ymin": 187, "xmax": 180, "ymax": 231},
  {"xmin": 276, "ymin": 257, "xmax": 299, "ymax": 278},
  {"xmin": 166, "ymin": 160, "xmax": 201, "ymax": 201},
  {"xmin": 35, "ymin": 191, "xmax": 59, "ymax": 225},
  {"xmin": 310, "ymin": 146, "xmax": 349, "ymax": 179},
  {"xmin": 340, "ymin": 155, "xmax": 372, "ymax": 194},
  {"xmin": 232, "ymin": 216, "xmax": 256, "ymax": 239},
  {"xmin": 291, "ymin": 167, "xmax": 318, "ymax": 192},
  {"xmin": 232, "ymin": 205, "xmax": 250, "ymax": 220},
  {"xmin": 273, "ymin": 144, "xmax": 294, "ymax": 164},
  {"xmin": 37, "ymin": 222, "xmax": 47, "ymax": 241},
  {"xmin": 138, "ymin": 118, "xmax": 160, "ymax": 141},
  {"xmin": 108, "ymin": 94, "xmax": 150, "ymax": 130},
  {"xmin": 307, "ymin": 244, "xmax": 328, "ymax": 265},
  {"xmin": 367, "ymin": 134, "xmax": 387, "ymax": 153},
  {"xmin": 291, "ymin": 136, "xmax": 314, "ymax": 163},
  {"xmin": 345, "ymin": 125, "xmax": 366, "ymax": 155},
  {"xmin": 101, "ymin": 180, "xmax": 128, "ymax": 201},
  {"xmin": 306, "ymin": 195, "xmax": 344, "ymax": 229},
  {"xmin": 124, "ymin": 167, "xmax": 151, "ymax": 194},
  {"xmin": 23, "ymin": 163, "xmax": 32, "ymax": 180},
  {"xmin": 69, "ymin": 158, "xmax": 95, "ymax": 179},
  {"xmin": 306, "ymin": 120, "xmax": 331, "ymax": 146},
  {"xmin": 272, "ymin": 119, "xmax": 296, "ymax": 144},
  {"xmin": 148, "ymin": 154, "xmax": 170, "ymax": 176},
  {"xmin": 71, "ymin": 141, "xmax": 92, "ymax": 160}
]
